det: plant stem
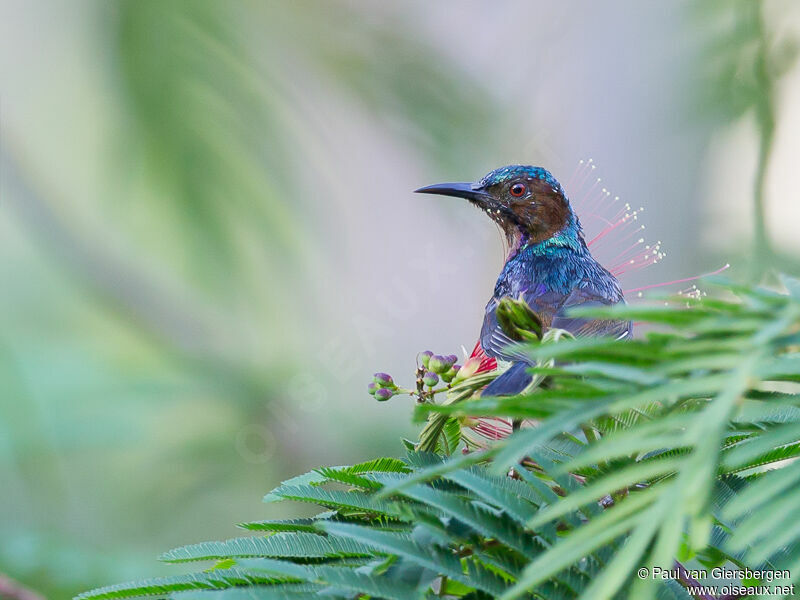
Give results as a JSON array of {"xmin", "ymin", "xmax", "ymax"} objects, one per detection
[{"xmin": 750, "ymin": 1, "xmax": 776, "ymax": 279}]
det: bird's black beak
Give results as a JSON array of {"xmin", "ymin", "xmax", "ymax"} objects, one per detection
[{"xmin": 414, "ymin": 182, "xmax": 490, "ymax": 205}]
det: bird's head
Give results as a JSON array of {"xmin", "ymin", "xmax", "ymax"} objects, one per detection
[{"xmin": 416, "ymin": 165, "xmax": 581, "ymax": 251}]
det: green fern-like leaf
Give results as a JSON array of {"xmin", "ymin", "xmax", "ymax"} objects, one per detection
[
  {"xmin": 77, "ymin": 279, "xmax": 800, "ymax": 600},
  {"xmin": 76, "ymin": 569, "xmax": 277, "ymax": 600},
  {"xmin": 160, "ymin": 534, "xmax": 376, "ymax": 563}
]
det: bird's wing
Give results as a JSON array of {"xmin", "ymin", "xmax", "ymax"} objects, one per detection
[
  {"xmin": 481, "ymin": 362, "xmax": 532, "ymax": 397},
  {"xmin": 550, "ymin": 285, "xmax": 632, "ymax": 340},
  {"xmin": 481, "ymin": 283, "xmax": 630, "ymax": 360},
  {"xmin": 480, "ymin": 283, "xmax": 631, "ymax": 397}
]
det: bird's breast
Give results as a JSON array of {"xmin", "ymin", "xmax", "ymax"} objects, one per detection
[{"xmin": 494, "ymin": 250, "xmax": 587, "ymax": 298}]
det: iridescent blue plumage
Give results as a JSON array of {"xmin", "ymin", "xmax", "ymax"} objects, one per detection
[{"xmin": 416, "ymin": 165, "xmax": 632, "ymax": 395}]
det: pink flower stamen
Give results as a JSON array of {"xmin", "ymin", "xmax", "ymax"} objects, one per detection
[{"xmin": 623, "ymin": 264, "xmax": 730, "ymax": 296}]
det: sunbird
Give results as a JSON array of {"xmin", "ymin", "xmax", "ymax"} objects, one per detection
[{"xmin": 416, "ymin": 165, "xmax": 632, "ymax": 396}]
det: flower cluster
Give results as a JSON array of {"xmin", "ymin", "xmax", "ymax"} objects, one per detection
[
  {"xmin": 419, "ymin": 351, "xmax": 459, "ymax": 386},
  {"xmin": 366, "ymin": 341, "xmax": 501, "ymax": 407},
  {"xmin": 367, "ymin": 350, "xmax": 459, "ymax": 404},
  {"xmin": 367, "ymin": 372, "xmax": 397, "ymax": 401}
]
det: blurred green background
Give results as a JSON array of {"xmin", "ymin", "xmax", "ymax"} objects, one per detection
[{"xmin": 1, "ymin": 1, "xmax": 799, "ymax": 598}]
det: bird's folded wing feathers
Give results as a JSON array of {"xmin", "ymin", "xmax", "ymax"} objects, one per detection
[
  {"xmin": 480, "ymin": 285, "xmax": 631, "ymax": 397},
  {"xmin": 481, "ymin": 283, "xmax": 630, "ymax": 362},
  {"xmin": 550, "ymin": 285, "xmax": 632, "ymax": 340}
]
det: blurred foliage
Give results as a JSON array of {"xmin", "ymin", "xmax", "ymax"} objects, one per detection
[
  {"xmin": 693, "ymin": 0, "xmax": 798, "ymax": 276},
  {"xmin": 78, "ymin": 277, "xmax": 800, "ymax": 600},
  {"xmin": 115, "ymin": 0, "xmax": 307, "ymax": 284},
  {"xmin": 1, "ymin": 1, "xmax": 505, "ymax": 598},
  {"xmin": 694, "ymin": 0, "xmax": 797, "ymax": 126},
  {"xmin": 112, "ymin": 0, "xmax": 503, "ymax": 285}
]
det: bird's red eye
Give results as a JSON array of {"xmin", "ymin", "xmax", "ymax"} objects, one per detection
[{"xmin": 509, "ymin": 182, "xmax": 527, "ymax": 197}]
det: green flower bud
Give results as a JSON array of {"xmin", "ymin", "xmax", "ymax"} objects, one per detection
[
  {"xmin": 367, "ymin": 382, "xmax": 378, "ymax": 396},
  {"xmin": 419, "ymin": 350, "xmax": 433, "ymax": 368},
  {"xmin": 428, "ymin": 355, "xmax": 451, "ymax": 374},
  {"xmin": 440, "ymin": 364, "xmax": 459, "ymax": 383},
  {"xmin": 374, "ymin": 387, "xmax": 394, "ymax": 402},
  {"xmin": 373, "ymin": 372, "xmax": 395, "ymax": 388},
  {"xmin": 422, "ymin": 371, "xmax": 439, "ymax": 387},
  {"xmin": 496, "ymin": 297, "xmax": 543, "ymax": 342}
]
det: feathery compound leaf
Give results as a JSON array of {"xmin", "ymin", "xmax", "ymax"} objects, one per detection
[
  {"xmin": 268, "ymin": 485, "xmax": 404, "ymax": 517},
  {"xmin": 237, "ymin": 518, "xmax": 325, "ymax": 533},
  {"xmin": 500, "ymin": 491, "xmax": 658, "ymax": 599},
  {"xmin": 318, "ymin": 521, "xmax": 510, "ymax": 596},
  {"xmin": 76, "ymin": 569, "xmax": 275, "ymax": 600},
  {"xmin": 377, "ymin": 449, "xmax": 497, "ymax": 497},
  {"xmin": 313, "ymin": 458, "xmax": 411, "ymax": 491},
  {"xmin": 443, "ymin": 467, "xmax": 542, "ymax": 524},
  {"xmin": 721, "ymin": 422, "xmax": 800, "ymax": 470},
  {"xmin": 309, "ymin": 565, "xmax": 420, "ymax": 600},
  {"xmin": 231, "ymin": 558, "xmax": 314, "ymax": 580},
  {"xmin": 78, "ymin": 279, "xmax": 800, "ymax": 600},
  {"xmin": 169, "ymin": 584, "xmax": 328, "ymax": 599},
  {"xmin": 317, "ymin": 522, "xmax": 457, "ymax": 574},
  {"xmin": 314, "ymin": 467, "xmax": 384, "ymax": 490},
  {"xmin": 227, "ymin": 559, "xmax": 422, "ymax": 599},
  {"xmin": 344, "ymin": 457, "xmax": 412, "ymax": 474},
  {"xmin": 399, "ymin": 483, "xmax": 542, "ymax": 559},
  {"xmin": 160, "ymin": 533, "xmax": 375, "ymax": 563},
  {"xmin": 263, "ymin": 471, "xmax": 328, "ymax": 503}
]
